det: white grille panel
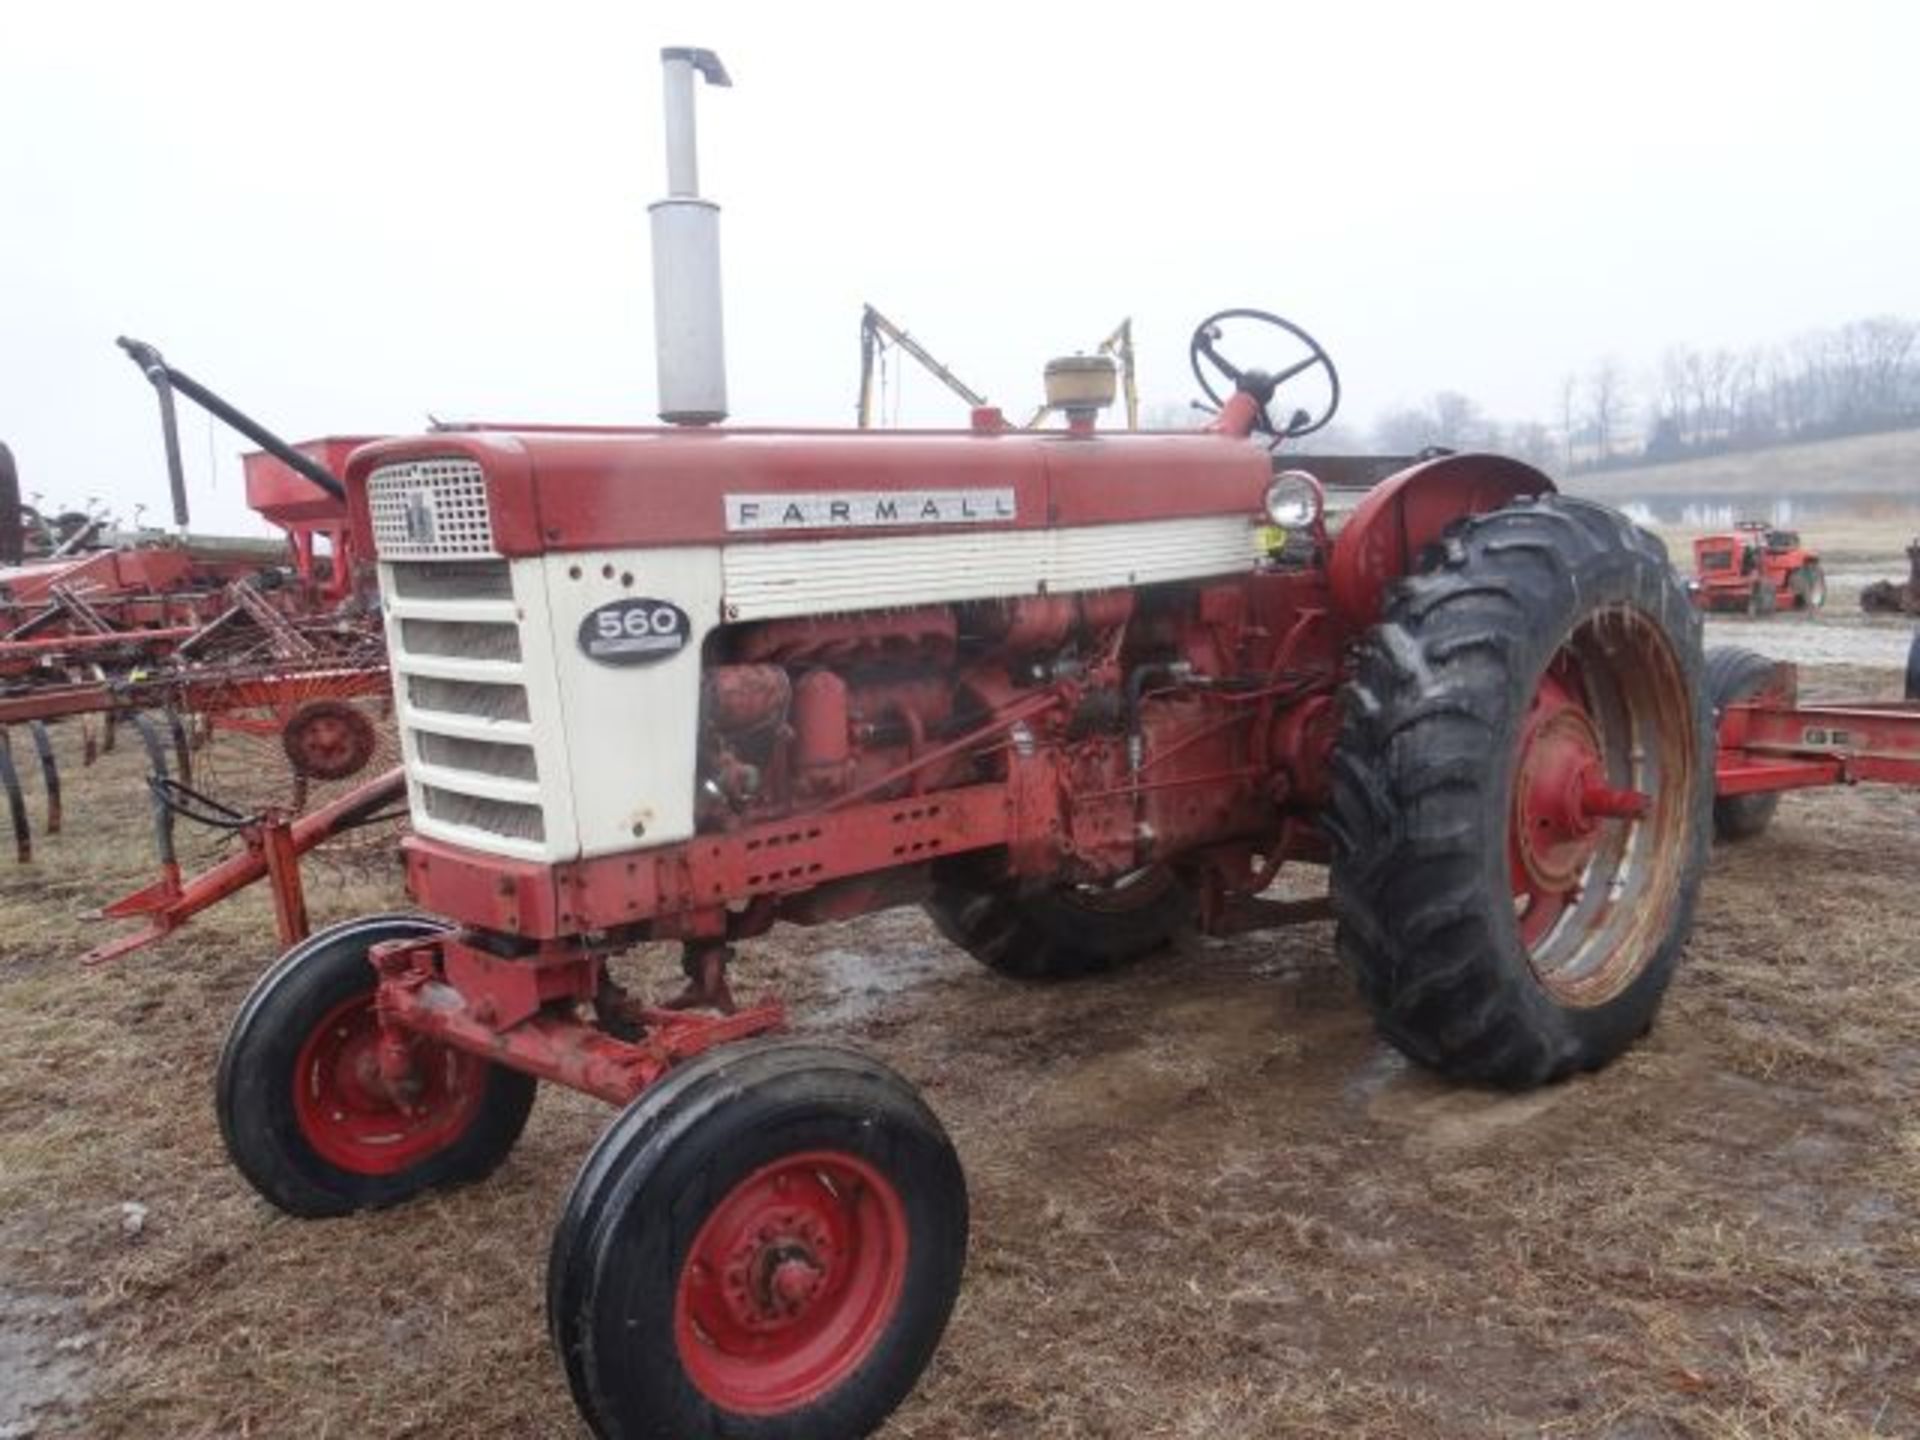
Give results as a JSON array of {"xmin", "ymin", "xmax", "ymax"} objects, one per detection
[
  {"xmin": 368, "ymin": 459, "xmax": 496, "ymax": 558},
  {"xmin": 383, "ymin": 551, "xmax": 559, "ymax": 859}
]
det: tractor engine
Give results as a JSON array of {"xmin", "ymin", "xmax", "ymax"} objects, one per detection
[{"xmin": 696, "ymin": 585, "xmax": 1293, "ymax": 888}]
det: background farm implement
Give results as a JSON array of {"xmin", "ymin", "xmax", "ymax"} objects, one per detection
[{"xmin": 0, "ymin": 342, "xmax": 395, "ymax": 953}]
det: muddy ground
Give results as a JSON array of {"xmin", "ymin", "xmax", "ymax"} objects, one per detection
[{"xmin": 3, "ymin": 652, "xmax": 1918, "ymax": 1436}]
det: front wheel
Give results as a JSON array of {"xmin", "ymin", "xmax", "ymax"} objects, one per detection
[
  {"xmin": 549, "ymin": 1042, "xmax": 967, "ymax": 1440},
  {"xmin": 1328, "ymin": 495, "xmax": 1713, "ymax": 1088},
  {"xmin": 216, "ymin": 913, "xmax": 537, "ymax": 1217}
]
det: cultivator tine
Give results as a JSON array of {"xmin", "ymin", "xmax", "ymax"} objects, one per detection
[
  {"xmin": 127, "ymin": 712, "xmax": 178, "ymax": 872},
  {"xmin": 81, "ymin": 714, "xmax": 99, "ymax": 766},
  {"xmin": 0, "ymin": 727, "xmax": 29, "ymax": 863},
  {"xmin": 28, "ymin": 720, "xmax": 60, "ymax": 834},
  {"xmin": 165, "ymin": 708, "xmax": 193, "ymax": 786},
  {"xmin": 102, "ymin": 710, "xmax": 118, "ymax": 756}
]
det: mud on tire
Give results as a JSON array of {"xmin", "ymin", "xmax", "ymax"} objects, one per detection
[{"xmin": 1327, "ymin": 494, "xmax": 1714, "ymax": 1088}]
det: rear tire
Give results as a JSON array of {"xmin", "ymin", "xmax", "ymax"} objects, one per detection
[
  {"xmin": 1328, "ymin": 495, "xmax": 1713, "ymax": 1088},
  {"xmin": 549, "ymin": 1041, "xmax": 967, "ymax": 1440},
  {"xmin": 216, "ymin": 914, "xmax": 537, "ymax": 1218},
  {"xmin": 924, "ymin": 866, "xmax": 1191, "ymax": 981},
  {"xmin": 1704, "ymin": 647, "xmax": 1785, "ymax": 842}
]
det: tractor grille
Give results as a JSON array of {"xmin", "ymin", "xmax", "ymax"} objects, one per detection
[
  {"xmin": 384, "ymin": 551, "xmax": 551, "ymax": 857},
  {"xmin": 368, "ymin": 459, "xmax": 496, "ymax": 559}
]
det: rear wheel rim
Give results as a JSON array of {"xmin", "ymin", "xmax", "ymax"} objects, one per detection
[
  {"xmin": 292, "ymin": 994, "xmax": 488, "ymax": 1174},
  {"xmin": 1508, "ymin": 608, "xmax": 1696, "ymax": 1007},
  {"xmin": 675, "ymin": 1151, "xmax": 909, "ymax": 1416}
]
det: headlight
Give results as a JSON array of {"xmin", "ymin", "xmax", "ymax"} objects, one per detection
[{"xmin": 1264, "ymin": 471, "xmax": 1324, "ymax": 529}]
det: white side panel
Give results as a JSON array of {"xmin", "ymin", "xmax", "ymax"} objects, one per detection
[
  {"xmin": 537, "ymin": 547, "xmax": 722, "ymax": 858},
  {"xmin": 720, "ymin": 514, "xmax": 1259, "ymax": 620}
]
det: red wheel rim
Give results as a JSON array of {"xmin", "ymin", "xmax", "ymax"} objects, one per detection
[
  {"xmin": 292, "ymin": 994, "xmax": 488, "ymax": 1175},
  {"xmin": 282, "ymin": 699, "xmax": 379, "ymax": 781},
  {"xmin": 675, "ymin": 1151, "xmax": 910, "ymax": 1416},
  {"xmin": 1506, "ymin": 612, "xmax": 1696, "ymax": 1007}
]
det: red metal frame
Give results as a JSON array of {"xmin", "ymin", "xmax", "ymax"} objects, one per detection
[
  {"xmin": 81, "ymin": 766, "xmax": 406, "ymax": 964},
  {"xmin": 1715, "ymin": 697, "xmax": 1920, "ymax": 794},
  {"xmin": 371, "ymin": 931, "xmax": 783, "ymax": 1107}
]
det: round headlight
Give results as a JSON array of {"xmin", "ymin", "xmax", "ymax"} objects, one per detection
[{"xmin": 1264, "ymin": 471, "xmax": 1324, "ymax": 529}]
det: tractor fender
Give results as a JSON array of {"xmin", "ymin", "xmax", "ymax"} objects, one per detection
[{"xmin": 1326, "ymin": 452, "xmax": 1554, "ymax": 626}]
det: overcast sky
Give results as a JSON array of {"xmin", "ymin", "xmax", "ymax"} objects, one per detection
[{"xmin": 3, "ymin": 0, "xmax": 1915, "ymax": 533}]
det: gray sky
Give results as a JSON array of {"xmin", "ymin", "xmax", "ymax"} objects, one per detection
[{"xmin": 3, "ymin": 0, "xmax": 1915, "ymax": 534}]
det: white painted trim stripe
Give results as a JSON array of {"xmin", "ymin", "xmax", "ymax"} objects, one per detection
[{"xmin": 721, "ymin": 515, "xmax": 1259, "ymax": 620}]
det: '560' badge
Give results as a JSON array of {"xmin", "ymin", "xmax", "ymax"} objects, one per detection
[{"xmin": 578, "ymin": 598, "xmax": 691, "ymax": 666}]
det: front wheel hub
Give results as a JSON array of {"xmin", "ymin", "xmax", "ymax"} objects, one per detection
[
  {"xmin": 292, "ymin": 995, "xmax": 485, "ymax": 1174},
  {"xmin": 677, "ymin": 1151, "xmax": 909, "ymax": 1414}
]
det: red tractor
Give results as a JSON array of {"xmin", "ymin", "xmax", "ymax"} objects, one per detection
[
  {"xmin": 207, "ymin": 49, "xmax": 1719, "ymax": 1440},
  {"xmin": 211, "ymin": 314, "xmax": 1717, "ymax": 1437},
  {"xmin": 1690, "ymin": 520, "xmax": 1825, "ymax": 615}
]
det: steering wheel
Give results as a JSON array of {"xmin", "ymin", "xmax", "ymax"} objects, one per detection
[{"xmin": 1189, "ymin": 308, "xmax": 1341, "ymax": 439}]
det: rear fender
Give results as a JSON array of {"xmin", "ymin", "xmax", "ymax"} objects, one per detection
[{"xmin": 1326, "ymin": 452, "xmax": 1553, "ymax": 626}]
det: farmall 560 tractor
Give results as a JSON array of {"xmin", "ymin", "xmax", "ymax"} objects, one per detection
[{"xmin": 213, "ymin": 52, "xmax": 1713, "ymax": 1439}]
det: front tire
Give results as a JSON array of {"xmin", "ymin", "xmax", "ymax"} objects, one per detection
[
  {"xmin": 216, "ymin": 913, "xmax": 537, "ymax": 1218},
  {"xmin": 1328, "ymin": 495, "xmax": 1713, "ymax": 1088},
  {"xmin": 549, "ymin": 1041, "xmax": 967, "ymax": 1440}
]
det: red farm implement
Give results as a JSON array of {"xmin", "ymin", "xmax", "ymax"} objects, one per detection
[{"xmin": 0, "ymin": 343, "xmax": 393, "ymax": 940}]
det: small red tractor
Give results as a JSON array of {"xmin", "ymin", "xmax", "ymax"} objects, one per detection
[
  {"xmin": 205, "ymin": 49, "xmax": 1920, "ymax": 1440},
  {"xmin": 1689, "ymin": 520, "xmax": 1825, "ymax": 615}
]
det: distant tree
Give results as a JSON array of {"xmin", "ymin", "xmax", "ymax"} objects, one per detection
[
  {"xmin": 1585, "ymin": 360, "xmax": 1630, "ymax": 463},
  {"xmin": 1370, "ymin": 391, "xmax": 1499, "ymax": 454},
  {"xmin": 1372, "ymin": 404, "xmax": 1438, "ymax": 454},
  {"xmin": 1507, "ymin": 420, "xmax": 1559, "ymax": 474},
  {"xmin": 1558, "ymin": 373, "xmax": 1580, "ymax": 470}
]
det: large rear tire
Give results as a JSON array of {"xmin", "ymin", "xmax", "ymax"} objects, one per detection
[
  {"xmin": 549, "ymin": 1041, "xmax": 967, "ymax": 1440},
  {"xmin": 1704, "ymin": 647, "xmax": 1786, "ymax": 842},
  {"xmin": 1328, "ymin": 495, "xmax": 1713, "ymax": 1088},
  {"xmin": 924, "ymin": 866, "xmax": 1192, "ymax": 981},
  {"xmin": 216, "ymin": 914, "xmax": 537, "ymax": 1217}
]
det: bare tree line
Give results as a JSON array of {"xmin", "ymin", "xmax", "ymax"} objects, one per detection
[{"xmin": 1349, "ymin": 314, "xmax": 1920, "ymax": 473}]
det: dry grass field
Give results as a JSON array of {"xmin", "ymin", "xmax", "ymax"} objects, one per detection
[{"xmin": 3, "ymin": 537, "xmax": 1918, "ymax": 1438}]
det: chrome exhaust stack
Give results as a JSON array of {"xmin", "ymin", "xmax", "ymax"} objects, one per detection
[{"xmin": 651, "ymin": 47, "xmax": 731, "ymax": 426}]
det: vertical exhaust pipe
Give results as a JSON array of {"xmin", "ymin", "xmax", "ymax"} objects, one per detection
[{"xmin": 652, "ymin": 47, "xmax": 731, "ymax": 426}]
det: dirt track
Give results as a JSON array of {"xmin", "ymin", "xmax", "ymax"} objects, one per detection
[{"xmin": 3, "ymin": 658, "xmax": 1918, "ymax": 1438}]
